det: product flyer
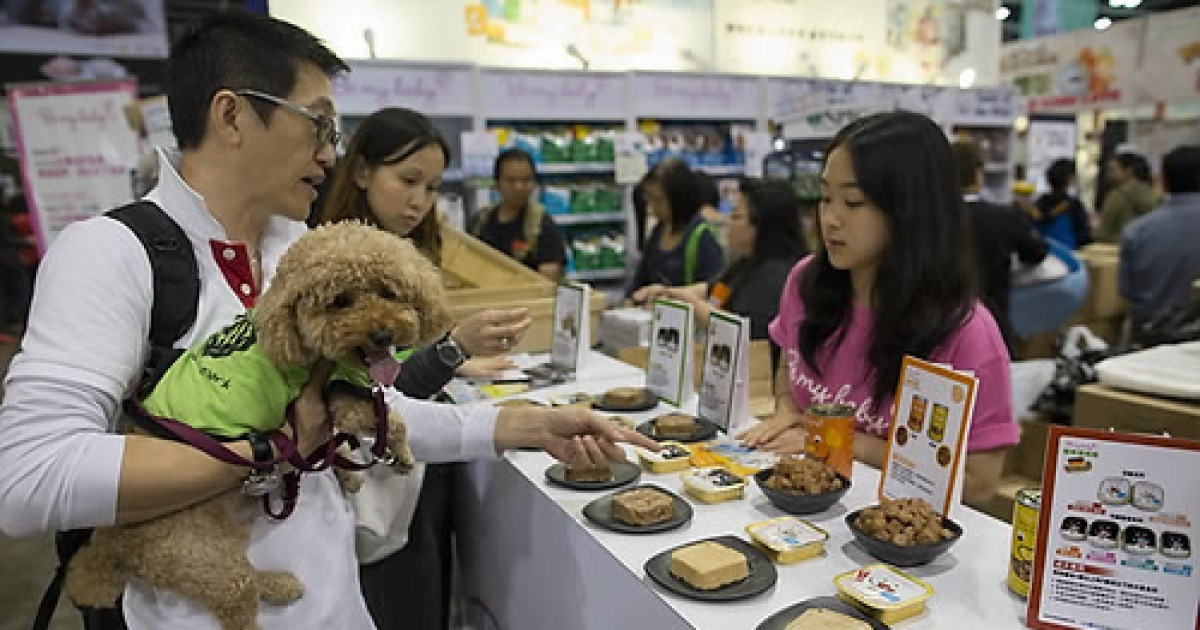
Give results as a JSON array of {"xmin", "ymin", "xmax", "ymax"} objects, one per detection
[
  {"xmin": 1029, "ymin": 426, "xmax": 1200, "ymax": 630},
  {"xmin": 696, "ymin": 310, "xmax": 749, "ymax": 434},
  {"xmin": 646, "ymin": 299, "xmax": 693, "ymax": 407},
  {"xmin": 550, "ymin": 282, "xmax": 588, "ymax": 374},
  {"xmin": 879, "ymin": 356, "xmax": 977, "ymax": 516}
]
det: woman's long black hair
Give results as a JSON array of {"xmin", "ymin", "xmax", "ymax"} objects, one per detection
[
  {"xmin": 721, "ymin": 178, "xmax": 808, "ymax": 287},
  {"xmin": 798, "ymin": 111, "xmax": 977, "ymax": 410}
]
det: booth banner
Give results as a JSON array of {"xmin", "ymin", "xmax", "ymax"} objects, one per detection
[
  {"xmin": 630, "ymin": 72, "xmax": 760, "ymax": 120},
  {"xmin": 1027, "ymin": 118, "xmax": 1077, "ymax": 194},
  {"xmin": 888, "ymin": 83, "xmax": 958, "ymax": 125},
  {"xmin": 335, "ymin": 63, "xmax": 474, "ymax": 116},
  {"xmin": 1000, "ymin": 19, "xmax": 1143, "ymax": 113},
  {"xmin": 478, "ymin": 69, "xmax": 626, "ymax": 120},
  {"xmin": 1136, "ymin": 6, "xmax": 1200, "ymax": 107},
  {"xmin": 768, "ymin": 78, "xmax": 887, "ymax": 140},
  {"xmin": 955, "ymin": 85, "xmax": 1019, "ymax": 125},
  {"xmin": 8, "ymin": 80, "xmax": 138, "ymax": 254},
  {"xmin": 715, "ymin": 0, "xmax": 999, "ymax": 86}
]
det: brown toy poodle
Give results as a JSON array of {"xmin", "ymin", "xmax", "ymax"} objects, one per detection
[{"xmin": 64, "ymin": 221, "xmax": 451, "ymax": 630}]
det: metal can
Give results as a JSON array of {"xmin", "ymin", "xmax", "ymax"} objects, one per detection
[
  {"xmin": 803, "ymin": 403, "xmax": 856, "ymax": 480},
  {"xmin": 1008, "ymin": 487, "xmax": 1041, "ymax": 597}
]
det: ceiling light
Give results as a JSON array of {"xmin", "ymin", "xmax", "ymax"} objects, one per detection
[
  {"xmin": 996, "ymin": 6, "xmax": 1010, "ymax": 20},
  {"xmin": 1094, "ymin": 17, "xmax": 1113, "ymax": 30},
  {"xmin": 959, "ymin": 67, "xmax": 977, "ymax": 89}
]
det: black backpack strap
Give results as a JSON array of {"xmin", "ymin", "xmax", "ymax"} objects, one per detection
[
  {"xmin": 105, "ymin": 201, "xmax": 200, "ymax": 390},
  {"xmin": 31, "ymin": 203, "xmax": 199, "ymax": 630}
]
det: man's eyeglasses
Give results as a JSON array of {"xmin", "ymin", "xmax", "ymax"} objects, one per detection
[{"xmin": 234, "ymin": 89, "xmax": 341, "ymax": 150}]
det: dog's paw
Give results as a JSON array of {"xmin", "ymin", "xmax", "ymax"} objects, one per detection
[
  {"xmin": 335, "ymin": 468, "xmax": 364, "ymax": 494},
  {"xmin": 389, "ymin": 443, "xmax": 416, "ymax": 475},
  {"xmin": 256, "ymin": 570, "xmax": 304, "ymax": 604}
]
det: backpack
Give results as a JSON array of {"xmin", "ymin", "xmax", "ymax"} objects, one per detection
[
  {"xmin": 31, "ymin": 201, "xmax": 199, "ymax": 630},
  {"xmin": 683, "ymin": 221, "xmax": 717, "ymax": 286}
]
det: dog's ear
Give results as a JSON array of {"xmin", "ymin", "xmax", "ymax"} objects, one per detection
[{"xmin": 254, "ymin": 283, "xmax": 318, "ymax": 367}]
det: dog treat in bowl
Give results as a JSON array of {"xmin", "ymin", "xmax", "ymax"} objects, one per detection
[
  {"xmin": 682, "ymin": 466, "xmax": 746, "ymax": 504},
  {"xmin": 746, "ymin": 516, "xmax": 829, "ymax": 565},
  {"xmin": 834, "ymin": 564, "xmax": 934, "ymax": 625},
  {"xmin": 669, "ymin": 540, "xmax": 749, "ymax": 590},
  {"xmin": 637, "ymin": 441, "xmax": 692, "ymax": 473},
  {"xmin": 612, "ymin": 487, "xmax": 675, "ymax": 526},
  {"xmin": 655, "ymin": 413, "xmax": 697, "ymax": 438},
  {"xmin": 767, "ymin": 456, "xmax": 845, "ymax": 495},
  {"xmin": 565, "ymin": 464, "xmax": 613, "ymax": 483},
  {"xmin": 601, "ymin": 386, "xmax": 650, "ymax": 408},
  {"xmin": 854, "ymin": 498, "xmax": 954, "ymax": 546}
]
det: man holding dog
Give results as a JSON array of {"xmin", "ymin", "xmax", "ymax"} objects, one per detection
[{"xmin": 0, "ymin": 11, "xmax": 655, "ymax": 630}]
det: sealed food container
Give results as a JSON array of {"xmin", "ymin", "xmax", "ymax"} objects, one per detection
[
  {"xmin": 834, "ymin": 564, "xmax": 934, "ymax": 625},
  {"xmin": 745, "ymin": 516, "xmax": 829, "ymax": 564},
  {"xmin": 1008, "ymin": 487, "xmax": 1041, "ymax": 597},
  {"xmin": 681, "ymin": 466, "xmax": 746, "ymax": 503},
  {"xmin": 636, "ymin": 441, "xmax": 692, "ymax": 473},
  {"xmin": 803, "ymin": 403, "xmax": 855, "ymax": 479}
]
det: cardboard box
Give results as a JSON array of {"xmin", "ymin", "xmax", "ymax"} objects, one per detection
[
  {"xmin": 1073, "ymin": 383, "xmax": 1200, "ymax": 440},
  {"xmin": 440, "ymin": 227, "xmax": 607, "ymax": 353}
]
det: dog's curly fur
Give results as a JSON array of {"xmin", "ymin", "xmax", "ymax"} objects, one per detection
[{"xmin": 64, "ymin": 221, "xmax": 450, "ymax": 630}]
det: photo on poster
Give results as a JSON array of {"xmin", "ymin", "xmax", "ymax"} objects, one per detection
[
  {"xmin": 1, "ymin": 0, "xmax": 168, "ymax": 58},
  {"xmin": 646, "ymin": 299, "xmax": 692, "ymax": 407},
  {"xmin": 550, "ymin": 282, "xmax": 587, "ymax": 374},
  {"xmin": 697, "ymin": 310, "xmax": 748, "ymax": 433}
]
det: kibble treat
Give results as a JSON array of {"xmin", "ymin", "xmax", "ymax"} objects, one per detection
[
  {"xmin": 854, "ymin": 498, "xmax": 953, "ymax": 546},
  {"xmin": 655, "ymin": 413, "xmax": 696, "ymax": 438},
  {"xmin": 600, "ymin": 387, "xmax": 650, "ymax": 408},
  {"xmin": 612, "ymin": 487, "xmax": 675, "ymax": 526},
  {"xmin": 565, "ymin": 464, "xmax": 613, "ymax": 483},
  {"xmin": 668, "ymin": 541, "xmax": 749, "ymax": 590},
  {"xmin": 766, "ymin": 456, "xmax": 845, "ymax": 495},
  {"xmin": 785, "ymin": 608, "xmax": 872, "ymax": 630},
  {"xmin": 637, "ymin": 441, "xmax": 692, "ymax": 473}
]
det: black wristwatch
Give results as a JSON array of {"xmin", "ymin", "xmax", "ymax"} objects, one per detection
[
  {"xmin": 434, "ymin": 332, "xmax": 469, "ymax": 369},
  {"xmin": 242, "ymin": 431, "xmax": 280, "ymax": 496}
]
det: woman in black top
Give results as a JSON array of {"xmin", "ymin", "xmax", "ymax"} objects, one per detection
[{"xmin": 633, "ymin": 178, "xmax": 807, "ymax": 339}]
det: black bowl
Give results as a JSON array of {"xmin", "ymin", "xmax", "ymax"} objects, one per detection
[
  {"xmin": 753, "ymin": 469, "xmax": 851, "ymax": 515},
  {"xmin": 844, "ymin": 508, "xmax": 963, "ymax": 567}
]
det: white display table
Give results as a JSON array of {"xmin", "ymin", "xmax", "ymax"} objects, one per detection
[{"xmin": 456, "ymin": 352, "xmax": 1029, "ymax": 629}]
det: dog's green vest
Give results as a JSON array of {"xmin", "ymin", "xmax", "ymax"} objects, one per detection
[{"xmin": 142, "ymin": 313, "xmax": 371, "ymax": 438}]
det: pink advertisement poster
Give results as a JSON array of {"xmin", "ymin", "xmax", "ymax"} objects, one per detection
[{"xmin": 8, "ymin": 79, "xmax": 138, "ymax": 254}]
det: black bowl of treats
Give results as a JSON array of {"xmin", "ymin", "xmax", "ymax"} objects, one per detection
[
  {"xmin": 845, "ymin": 498, "xmax": 963, "ymax": 567},
  {"xmin": 753, "ymin": 456, "xmax": 851, "ymax": 515}
]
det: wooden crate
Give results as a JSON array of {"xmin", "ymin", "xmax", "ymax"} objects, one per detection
[{"xmin": 440, "ymin": 226, "xmax": 607, "ymax": 353}]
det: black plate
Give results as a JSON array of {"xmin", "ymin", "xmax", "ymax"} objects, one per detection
[
  {"xmin": 545, "ymin": 460, "xmax": 641, "ymax": 491},
  {"xmin": 845, "ymin": 509, "xmax": 963, "ymax": 567},
  {"xmin": 644, "ymin": 535, "xmax": 777, "ymax": 602},
  {"xmin": 592, "ymin": 387, "xmax": 660, "ymax": 412},
  {"xmin": 756, "ymin": 596, "xmax": 889, "ymax": 630},
  {"xmin": 754, "ymin": 469, "xmax": 852, "ymax": 515},
  {"xmin": 636, "ymin": 416, "xmax": 720, "ymax": 444},
  {"xmin": 582, "ymin": 485, "xmax": 694, "ymax": 534}
]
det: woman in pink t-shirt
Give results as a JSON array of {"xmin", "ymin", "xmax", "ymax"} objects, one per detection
[{"xmin": 741, "ymin": 111, "xmax": 1018, "ymax": 506}]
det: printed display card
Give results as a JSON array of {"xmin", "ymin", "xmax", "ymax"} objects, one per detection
[
  {"xmin": 697, "ymin": 309, "xmax": 750, "ymax": 434},
  {"xmin": 879, "ymin": 356, "xmax": 977, "ymax": 517},
  {"xmin": 1028, "ymin": 426, "xmax": 1200, "ymax": 630},
  {"xmin": 550, "ymin": 282, "xmax": 589, "ymax": 375},
  {"xmin": 646, "ymin": 299, "xmax": 694, "ymax": 407}
]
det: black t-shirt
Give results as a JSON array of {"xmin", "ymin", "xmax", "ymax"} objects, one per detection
[
  {"xmin": 967, "ymin": 199, "xmax": 1049, "ymax": 352},
  {"xmin": 473, "ymin": 205, "xmax": 567, "ymax": 270}
]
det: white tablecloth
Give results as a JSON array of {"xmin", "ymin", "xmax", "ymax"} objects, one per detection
[{"xmin": 455, "ymin": 352, "xmax": 1030, "ymax": 629}]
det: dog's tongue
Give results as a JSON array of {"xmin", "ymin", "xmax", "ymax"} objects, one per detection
[{"xmin": 366, "ymin": 351, "xmax": 402, "ymax": 385}]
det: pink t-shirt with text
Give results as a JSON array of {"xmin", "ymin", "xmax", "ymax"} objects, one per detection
[{"xmin": 768, "ymin": 258, "xmax": 1019, "ymax": 452}]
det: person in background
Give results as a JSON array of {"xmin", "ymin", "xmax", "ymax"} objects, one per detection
[
  {"xmin": 695, "ymin": 171, "xmax": 728, "ymax": 249},
  {"xmin": 631, "ymin": 178, "xmax": 807, "ymax": 341},
  {"xmin": 953, "ymin": 141, "xmax": 1049, "ymax": 354},
  {"xmin": 1032, "ymin": 158, "xmax": 1093, "ymax": 249},
  {"xmin": 1119, "ymin": 145, "xmax": 1200, "ymax": 334},
  {"xmin": 319, "ymin": 107, "xmax": 533, "ymax": 630},
  {"xmin": 0, "ymin": 13, "xmax": 654, "ymax": 630},
  {"xmin": 1097, "ymin": 151, "xmax": 1156, "ymax": 243},
  {"xmin": 0, "ymin": 193, "xmax": 32, "ymax": 342},
  {"xmin": 626, "ymin": 158, "xmax": 724, "ymax": 297},
  {"xmin": 471, "ymin": 148, "xmax": 567, "ymax": 281},
  {"xmin": 740, "ymin": 112, "xmax": 1018, "ymax": 507}
]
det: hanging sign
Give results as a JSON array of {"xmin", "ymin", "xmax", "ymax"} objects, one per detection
[
  {"xmin": 8, "ymin": 79, "xmax": 139, "ymax": 254},
  {"xmin": 335, "ymin": 63, "xmax": 474, "ymax": 116},
  {"xmin": 631, "ymin": 72, "xmax": 760, "ymax": 120},
  {"xmin": 479, "ymin": 69, "xmax": 626, "ymax": 120}
]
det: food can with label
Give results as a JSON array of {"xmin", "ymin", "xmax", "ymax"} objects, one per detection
[
  {"xmin": 1008, "ymin": 487, "xmax": 1041, "ymax": 597},
  {"xmin": 803, "ymin": 403, "xmax": 856, "ymax": 480}
]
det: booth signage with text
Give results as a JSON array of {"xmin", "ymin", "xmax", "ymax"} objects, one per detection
[
  {"xmin": 697, "ymin": 309, "xmax": 750, "ymax": 434},
  {"xmin": 646, "ymin": 299, "xmax": 694, "ymax": 407}
]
